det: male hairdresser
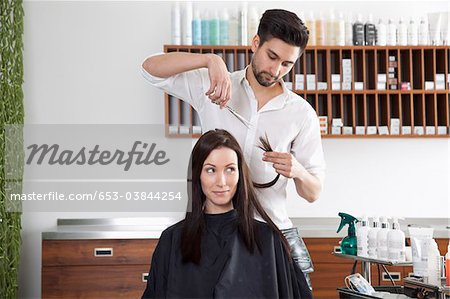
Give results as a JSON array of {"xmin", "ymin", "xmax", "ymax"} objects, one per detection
[{"xmin": 141, "ymin": 9, "xmax": 325, "ymax": 288}]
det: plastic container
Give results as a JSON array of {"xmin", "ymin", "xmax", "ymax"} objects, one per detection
[
  {"xmin": 220, "ymin": 9, "xmax": 229, "ymax": 45},
  {"xmin": 356, "ymin": 216, "xmax": 370, "ymax": 257},
  {"xmin": 407, "ymin": 18, "xmax": 418, "ymax": 46},
  {"xmin": 426, "ymin": 239, "xmax": 441, "ymax": 286},
  {"xmin": 367, "ymin": 217, "xmax": 380, "ymax": 258},
  {"xmin": 387, "ymin": 217, "xmax": 405, "ymax": 262},
  {"xmin": 397, "ymin": 17, "xmax": 408, "ymax": 46},
  {"xmin": 376, "ymin": 19, "xmax": 386, "ymax": 46},
  {"xmin": 387, "ymin": 19, "xmax": 397, "ymax": 46},
  {"xmin": 192, "ymin": 8, "xmax": 202, "ymax": 45},
  {"xmin": 171, "ymin": 2, "xmax": 181, "ymax": 45},
  {"xmin": 376, "ymin": 216, "xmax": 390, "ymax": 260},
  {"xmin": 446, "ymin": 240, "xmax": 450, "ymax": 286},
  {"xmin": 353, "ymin": 14, "xmax": 365, "ymax": 46}
]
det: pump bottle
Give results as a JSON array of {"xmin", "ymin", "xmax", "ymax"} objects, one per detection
[
  {"xmin": 407, "ymin": 18, "xmax": 418, "ymax": 46},
  {"xmin": 387, "ymin": 217, "xmax": 405, "ymax": 262},
  {"xmin": 345, "ymin": 13, "xmax": 353, "ymax": 46},
  {"xmin": 376, "ymin": 19, "xmax": 387, "ymax": 46},
  {"xmin": 368, "ymin": 216, "xmax": 381, "ymax": 258},
  {"xmin": 220, "ymin": 10, "xmax": 229, "ymax": 45},
  {"xmin": 192, "ymin": 8, "xmax": 202, "ymax": 45},
  {"xmin": 171, "ymin": 2, "xmax": 181, "ymax": 45},
  {"xmin": 387, "ymin": 19, "xmax": 397, "ymax": 46},
  {"xmin": 376, "ymin": 216, "xmax": 390, "ymax": 260},
  {"xmin": 419, "ymin": 17, "xmax": 429, "ymax": 45},
  {"xmin": 397, "ymin": 17, "xmax": 407, "ymax": 46},
  {"xmin": 306, "ymin": 12, "xmax": 316, "ymax": 46},
  {"xmin": 427, "ymin": 239, "xmax": 441, "ymax": 286},
  {"xmin": 353, "ymin": 14, "xmax": 365, "ymax": 46},
  {"xmin": 364, "ymin": 14, "xmax": 376, "ymax": 46}
]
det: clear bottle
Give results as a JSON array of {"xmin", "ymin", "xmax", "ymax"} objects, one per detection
[
  {"xmin": 387, "ymin": 18, "xmax": 397, "ymax": 46},
  {"xmin": 426, "ymin": 239, "xmax": 441, "ymax": 286},
  {"xmin": 192, "ymin": 8, "xmax": 202, "ymax": 45},
  {"xmin": 419, "ymin": 17, "xmax": 429, "ymax": 45},
  {"xmin": 316, "ymin": 11, "xmax": 326, "ymax": 46},
  {"xmin": 247, "ymin": 6, "xmax": 259, "ymax": 46},
  {"xmin": 407, "ymin": 18, "xmax": 418, "ymax": 46},
  {"xmin": 182, "ymin": 1, "xmax": 193, "ymax": 45},
  {"xmin": 306, "ymin": 12, "xmax": 316, "ymax": 46},
  {"xmin": 228, "ymin": 8, "xmax": 239, "ymax": 46},
  {"xmin": 327, "ymin": 9, "xmax": 336, "ymax": 45},
  {"xmin": 368, "ymin": 216, "xmax": 381, "ymax": 258},
  {"xmin": 345, "ymin": 13, "xmax": 353, "ymax": 46},
  {"xmin": 387, "ymin": 217, "xmax": 405, "ymax": 262},
  {"xmin": 238, "ymin": 3, "xmax": 248, "ymax": 46},
  {"xmin": 353, "ymin": 13, "xmax": 365, "ymax": 46},
  {"xmin": 171, "ymin": 2, "xmax": 181, "ymax": 45},
  {"xmin": 220, "ymin": 9, "xmax": 229, "ymax": 45},
  {"xmin": 356, "ymin": 216, "xmax": 370, "ymax": 257},
  {"xmin": 376, "ymin": 18, "xmax": 387, "ymax": 46},
  {"xmin": 376, "ymin": 216, "xmax": 390, "ymax": 260},
  {"xmin": 397, "ymin": 17, "xmax": 408, "ymax": 46},
  {"xmin": 336, "ymin": 12, "xmax": 345, "ymax": 46},
  {"xmin": 210, "ymin": 10, "xmax": 220, "ymax": 45},
  {"xmin": 201, "ymin": 10, "xmax": 210, "ymax": 45},
  {"xmin": 364, "ymin": 13, "xmax": 376, "ymax": 46}
]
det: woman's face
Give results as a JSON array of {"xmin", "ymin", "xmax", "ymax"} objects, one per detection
[{"xmin": 200, "ymin": 147, "xmax": 239, "ymax": 214}]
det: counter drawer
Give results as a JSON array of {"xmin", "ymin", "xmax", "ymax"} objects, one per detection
[
  {"xmin": 42, "ymin": 239, "xmax": 158, "ymax": 266},
  {"xmin": 42, "ymin": 264, "xmax": 150, "ymax": 298}
]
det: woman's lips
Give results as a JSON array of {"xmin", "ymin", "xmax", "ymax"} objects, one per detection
[{"xmin": 212, "ymin": 190, "xmax": 229, "ymax": 195}]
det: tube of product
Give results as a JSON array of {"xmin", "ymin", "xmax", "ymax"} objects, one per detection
[{"xmin": 408, "ymin": 226, "xmax": 434, "ymax": 277}]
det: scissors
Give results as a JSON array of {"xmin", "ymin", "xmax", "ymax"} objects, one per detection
[{"xmin": 213, "ymin": 100, "xmax": 252, "ymax": 129}]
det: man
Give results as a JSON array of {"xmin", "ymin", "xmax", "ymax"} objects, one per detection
[{"xmin": 141, "ymin": 9, "xmax": 325, "ymax": 288}]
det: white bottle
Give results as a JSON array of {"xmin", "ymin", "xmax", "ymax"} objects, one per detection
[
  {"xmin": 376, "ymin": 18, "xmax": 387, "ymax": 46},
  {"xmin": 397, "ymin": 17, "xmax": 407, "ymax": 46},
  {"xmin": 238, "ymin": 3, "xmax": 248, "ymax": 46},
  {"xmin": 171, "ymin": 2, "xmax": 181, "ymax": 45},
  {"xmin": 357, "ymin": 216, "xmax": 370, "ymax": 257},
  {"xmin": 326, "ymin": 9, "xmax": 336, "ymax": 45},
  {"xmin": 419, "ymin": 17, "xmax": 429, "ymax": 45},
  {"xmin": 345, "ymin": 13, "xmax": 353, "ymax": 46},
  {"xmin": 426, "ymin": 239, "xmax": 441, "ymax": 286},
  {"xmin": 368, "ymin": 217, "xmax": 381, "ymax": 258},
  {"xmin": 228, "ymin": 8, "xmax": 239, "ymax": 46},
  {"xmin": 306, "ymin": 12, "xmax": 316, "ymax": 46},
  {"xmin": 376, "ymin": 216, "xmax": 390, "ymax": 260},
  {"xmin": 387, "ymin": 19, "xmax": 397, "ymax": 46},
  {"xmin": 387, "ymin": 217, "xmax": 406, "ymax": 262},
  {"xmin": 316, "ymin": 11, "xmax": 326, "ymax": 46},
  {"xmin": 220, "ymin": 9, "xmax": 229, "ymax": 46},
  {"xmin": 247, "ymin": 6, "xmax": 259, "ymax": 46},
  {"xmin": 336, "ymin": 12, "xmax": 346, "ymax": 46},
  {"xmin": 407, "ymin": 18, "xmax": 418, "ymax": 46},
  {"xmin": 182, "ymin": 1, "xmax": 193, "ymax": 45}
]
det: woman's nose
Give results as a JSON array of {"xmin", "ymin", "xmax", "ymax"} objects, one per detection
[{"xmin": 216, "ymin": 173, "xmax": 226, "ymax": 187}]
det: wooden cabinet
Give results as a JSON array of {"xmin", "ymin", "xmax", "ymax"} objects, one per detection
[
  {"xmin": 42, "ymin": 239, "xmax": 157, "ymax": 299},
  {"xmin": 162, "ymin": 45, "xmax": 449, "ymax": 138}
]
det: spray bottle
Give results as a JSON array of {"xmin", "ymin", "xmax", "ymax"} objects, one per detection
[{"xmin": 337, "ymin": 212, "xmax": 359, "ymax": 256}]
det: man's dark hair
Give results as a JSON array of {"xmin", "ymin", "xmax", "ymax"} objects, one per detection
[{"xmin": 257, "ymin": 9, "xmax": 309, "ymax": 54}]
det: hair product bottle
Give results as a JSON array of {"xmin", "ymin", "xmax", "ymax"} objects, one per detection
[
  {"xmin": 228, "ymin": 8, "xmax": 238, "ymax": 46},
  {"xmin": 209, "ymin": 10, "xmax": 220, "ymax": 45},
  {"xmin": 192, "ymin": 8, "xmax": 202, "ymax": 45},
  {"xmin": 364, "ymin": 14, "xmax": 376, "ymax": 46},
  {"xmin": 171, "ymin": 2, "xmax": 181, "ymax": 45},
  {"xmin": 327, "ymin": 9, "xmax": 336, "ymax": 45},
  {"xmin": 387, "ymin": 18, "xmax": 397, "ymax": 46},
  {"xmin": 316, "ymin": 11, "xmax": 326, "ymax": 46},
  {"xmin": 376, "ymin": 18, "xmax": 387, "ymax": 46},
  {"xmin": 336, "ymin": 12, "xmax": 345, "ymax": 46},
  {"xmin": 419, "ymin": 17, "xmax": 429, "ymax": 45},
  {"xmin": 238, "ymin": 3, "xmax": 248, "ymax": 46},
  {"xmin": 426, "ymin": 239, "xmax": 441, "ymax": 286},
  {"xmin": 345, "ymin": 13, "xmax": 353, "ymax": 46},
  {"xmin": 387, "ymin": 217, "xmax": 406, "ymax": 262},
  {"xmin": 397, "ymin": 17, "xmax": 408, "ymax": 46},
  {"xmin": 247, "ymin": 6, "xmax": 259, "ymax": 46},
  {"xmin": 376, "ymin": 216, "xmax": 390, "ymax": 260},
  {"xmin": 220, "ymin": 9, "xmax": 229, "ymax": 46},
  {"xmin": 306, "ymin": 12, "xmax": 316, "ymax": 46},
  {"xmin": 408, "ymin": 18, "xmax": 418, "ymax": 46},
  {"xmin": 356, "ymin": 216, "xmax": 370, "ymax": 257},
  {"xmin": 353, "ymin": 14, "xmax": 365, "ymax": 45},
  {"xmin": 368, "ymin": 217, "xmax": 381, "ymax": 258},
  {"xmin": 201, "ymin": 10, "xmax": 210, "ymax": 45},
  {"xmin": 182, "ymin": 1, "xmax": 193, "ymax": 45}
]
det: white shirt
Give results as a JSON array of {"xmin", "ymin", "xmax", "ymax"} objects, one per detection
[{"xmin": 142, "ymin": 64, "xmax": 326, "ymax": 229}]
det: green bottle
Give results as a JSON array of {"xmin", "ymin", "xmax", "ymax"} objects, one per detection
[{"xmin": 336, "ymin": 212, "xmax": 358, "ymax": 256}]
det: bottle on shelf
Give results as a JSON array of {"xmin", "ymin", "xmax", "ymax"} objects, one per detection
[
  {"xmin": 376, "ymin": 216, "xmax": 390, "ymax": 260},
  {"xmin": 418, "ymin": 16, "xmax": 429, "ymax": 45},
  {"xmin": 336, "ymin": 12, "xmax": 345, "ymax": 46},
  {"xmin": 306, "ymin": 11, "xmax": 316, "ymax": 46},
  {"xmin": 426, "ymin": 239, "xmax": 441, "ymax": 286},
  {"xmin": 326, "ymin": 9, "xmax": 336, "ymax": 45},
  {"xmin": 192, "ymin": 8, "xmax": 202, "ymax": 45},
  {"xmin": 356, "ymin": 216, "xmax": 370, "ymax": 258},
  {"xmin": 446, "ymin": 241, "xmax": 450, "ymax": 287},
  {"xmin": 364, "ymin": 13, "xmax": 376, "ymax": 46},
  {"xmin": 182, "ymin": 1, "xmax": 193, "ymax": 45},
  {"xmin": 345, "ymin": 13, "xmax": 353, "ymax": 46},
  {"xmin": 171, "ymin": 2, "xmax": 181, "ymax": 45},
  {"xmin": 201, "ymin": 10, "xmax": 210, "ymax": 45},
  {"xmin": 353, "ymin": 14, "xmax": 365, "ymax": 46},
  {"xmin": 238, "ymin": 3, "xmax": 248, "ymax": 46},
  {"xmin": 376, "ymin": 18, "xmax": 387, "ymax": 46},
  {"xmin": 368, "ymin": 216, "xmax": 381, "ymax": 258},
  {"xmin": 228, "ymin": 8, "xmax": 239, "ymax": 46},
  {"xmin": 387, "ymin": 18, "xmax": 397, "ymax": 46},
  {"xmin": 210, "ymin": 10, "xmax": 220, "ymax": 45},
  {"xmin": 407, "ymin": 18, "xmax": 418, "ymax": 46},
  {"xmin": 247, "ymin": 6, "xmax": 259, "ymax": 46},
  {"xmin": 316, "ymin": 11, "xmax": 326, "ymax": 46},
  {"xmin": 220, "ymin": 9, "xmax": 229, "ymax": 46},
  {"xmin": 397, "ymin": 17, "xmax": 408, "ymax": 46},
  {"xmin": 387, "ymin": 217, "xmax": 406, "ymax": 262}
]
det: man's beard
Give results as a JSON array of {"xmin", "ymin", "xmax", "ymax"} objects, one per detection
[{"xmin": 251, "ymin": 60, "xmax": 280, "ymax": 87}]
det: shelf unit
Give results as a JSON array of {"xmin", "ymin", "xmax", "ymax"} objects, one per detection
[{"xmin": 163, "ymin": 45, "xmax": 450, "ymax": 138}]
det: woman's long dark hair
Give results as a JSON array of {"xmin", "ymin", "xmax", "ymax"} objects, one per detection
[{"xmin": 181, "ymin": 129, "xmax": 290, "ymax": 264}]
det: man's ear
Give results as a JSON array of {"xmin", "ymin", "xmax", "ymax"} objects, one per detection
[{"xmin": 251, "ymin": 35, "xmax": 260, "ymax": 53}]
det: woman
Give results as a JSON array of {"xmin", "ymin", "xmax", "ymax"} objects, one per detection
[{"xmin": 142, "ymin": 129, "xmax": 312, "ymax": 298}]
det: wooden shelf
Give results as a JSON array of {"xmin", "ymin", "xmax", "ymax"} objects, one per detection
[{"xmin": 163, "ymin": 45, "xmax": 450, "ymax": 138}]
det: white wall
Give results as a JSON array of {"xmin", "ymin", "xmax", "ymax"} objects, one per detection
[{"xmin": 20, "ymin": 1, "xmax": 449, "ymax": 298}]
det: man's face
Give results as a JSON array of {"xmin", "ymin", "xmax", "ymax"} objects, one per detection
[{"xmin": 250, "ymin": 37, "xmax": 300, "ymax": 87}]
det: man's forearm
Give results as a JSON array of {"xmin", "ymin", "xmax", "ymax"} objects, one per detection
[
  {"xmin": 293, "ymin": 172, "xmax": 322, "ymax": 203},
  {"xmin": 142, "ymin": 52, "xmax": 211, "ymax": 78}
]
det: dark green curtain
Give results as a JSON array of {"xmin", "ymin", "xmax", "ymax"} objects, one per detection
[{"xmin": 0, "ymin": 0, "xmax": 24, "ymax": 298}]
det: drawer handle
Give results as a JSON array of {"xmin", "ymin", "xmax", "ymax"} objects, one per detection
[
  {"xmin": 142, "ymin": 273, "xmax": 149, "ymax": 283},
  {"xmin": 382, "ymin": 272, "xmax": 401, "ymax": 281},
  {"xmin": 333, "ymin": 246, "xmax": 341, "ymax": 253},
  {"xmin": 94, "ymin": 248, "xmax": 113, "ymax": 257}
]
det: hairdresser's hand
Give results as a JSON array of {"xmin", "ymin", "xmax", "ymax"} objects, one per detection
[
  {"xmin": 205, "ymin": 54, "xmax": 231, "ymax": 108},
  {"xmin": 262, "ymin": 151, "xmax": 307, "ymax": 179}
]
